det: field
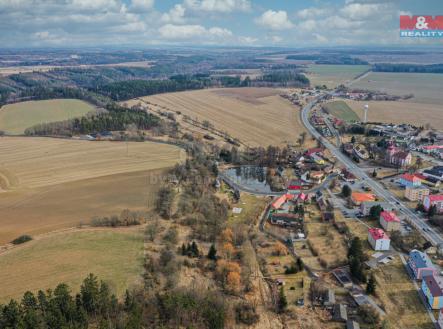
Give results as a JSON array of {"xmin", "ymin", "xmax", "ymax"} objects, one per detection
[
  {"xmin": 323, "ymin": 100, "xmax": 360, "ymax": 122},
  {"xmin": 0, "ymin": 228, "xmax": 144, "ymax": 303},
  {"xmin": 0, "ymin": 137, "xmax": 185, "ymax": 243},
  {"xmin": 0, "ymin": 99, "xmax": 95, "ymax": 134},
  {"xmin": 345, "ymin": 100, "xmax": 443, "ymax": 130},
  {"xmin": 374, "ymin": 257, "xmax": 434, "ymax": 329},
  {"xmin": 351, "ymin": 72, "xmax": 443, "ymax": 105},
  {"xmin": 126, "ymin": 88, "xmax": 306, "ymax": 147},
  {"xmin": 306, "ymin": 64, "xmax": 370, "ymax": 88}
]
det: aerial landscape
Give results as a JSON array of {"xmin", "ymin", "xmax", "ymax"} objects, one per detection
[{"xmin": 1, "ymin": 1, "xmax": 443, "ymax": 328}]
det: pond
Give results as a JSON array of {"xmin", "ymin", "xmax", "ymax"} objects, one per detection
[{"xmin": 222, "ymin": 166, "xmax": 275, "ymax": 193}]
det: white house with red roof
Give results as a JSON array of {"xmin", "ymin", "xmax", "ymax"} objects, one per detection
[
  {"xmin": 368, "ymin": 228, "xmax": 390, "ymax": 251},
  {"xmin": 399, "ymin": 173, "xmax": 422, "ymax": 188},
  {"xmin": 379, "ymin": 211, "xmax": 401, "ymax": 232},
  {"xmin": 423, "ymin": 195, "xmax": 443, "ymax": 214}
]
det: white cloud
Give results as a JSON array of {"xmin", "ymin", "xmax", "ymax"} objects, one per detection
[
  {"xmin": 161, "ymin": 4, "xmax": 186, "ymax": 23},
  {"xmin": 130, "ymin": 0, "xmax": 154, "ymax": 11},
  {"xmin": 184, "ymin": 0, "xmax": 250, "ymax": 13},
  {"xmin": 158, "ymin": 23, "xmax": 232, "ymax": 40},
  {"xmin": 239, "ymin": 36, "xmax": 258, "ymax": 44},
  {"xmin": 256, "ymin": 10, "xmax": 293, "ymax": 30},
  {"xmin": 340, "ymin": 3, "xmax": 382, "ymax": 20},
  {"xmin": 296, "ymin": 7, "xmax": 327, "ymax": 19},
  {"xmin": 298, "ymin": 19, "xmax": 316, "ymax": 32},
  {"xmin": 71, "ymin": 0, "xmax": 119, "ymax": 10}
]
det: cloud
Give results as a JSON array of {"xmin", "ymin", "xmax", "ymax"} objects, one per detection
[
  {"xmin": 340, "ymin": 3, "xmax": 382, "ymax": 20},
  {"xmin": 158, "ymin": 23, "xmax": 232, "ymax": 40},
  {"xmin": 161, "ymin": 4, "xmax": 186, "ymax": 23},
  {"xmin": 256, "ymin": 10, "xmax": 293, "ymax": 30},
  {"xmin": 184, "ymin": 0, "xmax": 250, "ymax": 13},
  {"xmin": 72, "ymin": 0, "xmax": 120, "ymax": 10},
  {"xmin": 130, "ymin": 0, "xmax": 154, "ymax": 10},
  {"xmin": 298, "ymin": 19, "xmax": 317, "ymax": 32},
  {"xmin": 296, "ymin": 7, "xmax": 327, "ymax": 19}
]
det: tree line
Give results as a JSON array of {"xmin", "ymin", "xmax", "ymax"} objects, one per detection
[
  {"xmin": 24, "ymin": 103, "xmax": 160, "ymax": 136},
  {"xmin": 373, "ymin": 63, "xmax": 443, "ymax": 74},
  {"xmin": 0, "ymin": 273, "xmax": 227, "ymax": 329}
]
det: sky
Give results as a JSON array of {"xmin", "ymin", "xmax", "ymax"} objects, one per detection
[{"xmin": 0, "ymin": 0, "xmax": 443, "ymax": 48}]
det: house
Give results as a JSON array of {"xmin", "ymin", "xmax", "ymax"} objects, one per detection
[
  {"xmin": 415, "ymin": 173, "xmax": 441, "ymax": 188},
  {"xmin": 379, "ymin": 211, "xmax": 401, "ymax": 232},
  {"xmin": 423, "ymin": 195, "xmax": 443, "ymax": 214},
  {"xmin": 346, "ymin": 320, "xmax": 360, "ymax": 329},
  {"xmin": 407, "ymin": 249, "xmax": 436, "ymax": 280},
  {"xmin": 324, "ymin": 289, "xmax": 336, "ymax": 307},
  {"xmin": 421, "ymin": 275, "xmax": 443, "ymax": 310},
  {"xmin": 399, "ymin": 173, "xmax": 422, "ymax": 188},
  {"xmin": 423, "ymin": 168, "xmax": 443, "ymax": 181},
  {"xmin": 270, "ymin": 213, "xmax": 301, "ymax": 227},
  {"xmin": 305, "ymin": 147, "xmax": 323, "ymax": 157},
  {"xmin": 405, "ymin": 186, "xmax": 430, "ymax": 201},
  {"xmin": 360, "ymin": 201, "xmax": 394, "ymax": 216},
  {"xmin": 332, "ymin": 268, "xmax": 353, "ymax": 288},
  {"xmin": 351, "ymin": 192, "xmax": 376, "ymax": 206},
  {"xmin": 332, "ymin": 304, "xmax": 348, "ymax": 322},
  {"xmin": 368, "ymin": 228, "xmax": 390, "ymax": 251},
  {"xmin": 341, "ymin": 168, "xmax": 356, "ymax": 182},
  {"xmin": 310, "ymin": 171, "xmax": 325, "ymax": 184},
  {"xmin": 271, "ymin": 194, "xmax": 294, "ymax": 210},
  {"xmin": 385, "ymin": 143, "xmax": 412, "ymax": 167},
  {"xmin": 287, "ymin": 180, "xmax": 302, "ymax": 192}
]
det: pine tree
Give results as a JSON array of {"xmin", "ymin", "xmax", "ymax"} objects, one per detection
[
  {"xmin": 207, "ymin": 244, "xmax": 217, "ymax": 260},
  {"xmin": 366, "ymin": 274, "xmax": 376, "ymax": 295},
  {"xmin": 278, "ymin": 287, "xmax": 287, "ymax": 313}
]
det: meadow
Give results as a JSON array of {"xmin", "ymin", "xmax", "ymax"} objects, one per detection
[
  {"xmin": 346, "ymin": 100, "xmax": 443, "ymax": 129},
  {"xmin": 306, "ymin": 64, "xmax": 370, "ymax": 88},
  {"xmin": 351, "ymin": 72, "xmax": 443, "ymax": 105},
  {"xmin": 0, "ymin": 99, "xmax": 95, "ymax": 134},
  {"xmin": 323, "ymin": 100, "xmax": 360, "ymax": 122},
  {"xmin": 127, "ymin": 88, "xmax": 306, "ymax": 147},
  {"xmin": 0, "ymin": 137, "xmax": 185, "ymax": 243},
  {"xmin": 0, "ymin": 228, "xmax": 144, "ymax": 303}
]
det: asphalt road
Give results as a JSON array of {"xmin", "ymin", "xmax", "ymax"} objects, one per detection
[{"xmin": 301, "ymin": 93, "xmax": 443, "ymax": 247}]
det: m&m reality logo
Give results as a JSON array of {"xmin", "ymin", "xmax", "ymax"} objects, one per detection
[{"xmin": 400, "ymin": 15, "xmax": 443, "ymax": 37}]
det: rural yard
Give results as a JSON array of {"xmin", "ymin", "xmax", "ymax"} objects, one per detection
[
  {"xmin": 0, "ymin": 99, "xmax": 96, "ymax": 134},
  {"xmin": 128, "ymin": 88, "xmax": 307, "ymax": 147},
  {"xmin": 0, "ymin": 137, "xmax": 185, "ymax": 243}
]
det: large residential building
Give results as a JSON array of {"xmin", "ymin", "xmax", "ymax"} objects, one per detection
[
  {"xmin": 379, "ymin": 211, "xmax": 401, "ymax": 232},
  {"xmin": 271, "ymin": 194, "xmax": 294, "ymax": 210},
  {"xmin": 422, "ymin": 275, "xmax": 443, "ymax": 310},
  {"xmin": 360, "ymin": 201, "xmax": 394, "ymax": 216},
  {"xmin": 368, "ymin": 228, "xmax": 390, "ymax": 251},
  {"xmin": 399, "ymin": 173, "xmax": 422, "ymax": 188},
  {"xmin": 405, "ymin": 186, "xmax": 430, "ymax": 202},
  {"xmin": 385, "ymin": 143, "xmax": 412, "ymax": 167},
  {"xmin": 407, "ymin": 249, "xmax": 436, "ymax": 280},
  {"xmin": 423, "ymin": 195, "xmax": 443, "ymax": 214},
  {"xmin": 351, "ymin": 192, "xmax": 376, "ymax": 206}
]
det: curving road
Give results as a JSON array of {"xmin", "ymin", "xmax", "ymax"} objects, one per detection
[{"xmin": 301, "ymin": 91, "xmax": 443, "ymax": 246}]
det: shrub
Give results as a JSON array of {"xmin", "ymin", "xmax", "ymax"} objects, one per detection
[
  {"xmin": 11, "ymin": 235, "xmax": 32, "ymax": 245},
  {"xmin": 235, "ymin": 302, "xmax": 260, "ymax": 325}
]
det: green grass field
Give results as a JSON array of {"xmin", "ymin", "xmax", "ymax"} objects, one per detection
[
  {"xmin": 306, "ymin": 64, "xmax": 370, "ymax": 88},
  {"xmin": 0, "ymin": 99, "xmax": 95, "ymax": 134},
  {"xmin": 352, "ymin": 72, "xmax": 443, "ymax": 105},
  {"xmin": 323, "ymin": 100, "xmax": 360, "ymax": 122},
  {"xmin": 0, "ymin": 228, "xmax": 144, "ymax": 302}
]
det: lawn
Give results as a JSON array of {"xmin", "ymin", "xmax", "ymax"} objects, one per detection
[
  {"xmin": 323, "ymin": 100, "xmax": 360, "ymax": 122},
  {"xmin": 0, "ymin": 228, "xmax": 144, "ymax": 303},
  {"xmin": 306, "ymin": 64, "xmax": 370, "ymax": 88},
  {"xmin": 0, "ymin": 99, "xmax": 96, "ymax": 134}
]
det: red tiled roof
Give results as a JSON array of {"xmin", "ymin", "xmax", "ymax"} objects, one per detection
[
  {"xmin": 380, "ymin": 211, "xmax": 400, "ymax": 223},
  {"xmin": 271, "ymin": 194, "xmax": 294, "ymax": 209},
  {"xmin": 401, "ymin": 174, "xmax": 419, "ymax": 182},
  {"xmin": 427, "ymin": 195, "xmax": 443, "ymax": 202},
  {"xmin": 305, "ymin": 148, "xmax": 323, "ymax": 156},
  {"xmin": 368, "ymin": 228, "xmax": 389, "ymax": 240},
  {"xmin": 352, "ymin": 192, "xmax": 376, "ymax": 203}
]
